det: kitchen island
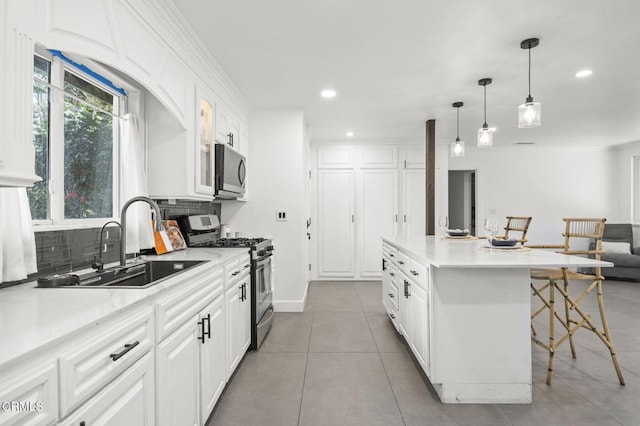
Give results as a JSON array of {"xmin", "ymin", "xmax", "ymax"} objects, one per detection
[{"xmin": 382, "ymin": 236, "xmax": 612, "ymax": 404}]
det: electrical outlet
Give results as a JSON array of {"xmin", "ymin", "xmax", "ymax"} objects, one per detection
[{"xmin": 276, "ymin": 210, "xmax": 288, "ymax": 221}]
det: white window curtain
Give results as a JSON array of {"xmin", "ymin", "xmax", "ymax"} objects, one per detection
[
  {"xmin": 120, "ymin": 113, "xmax": 155, "ymax": 253},
  {"xmin": 0, "ymin": 188, "xmax": 38, "ymax": 283}
]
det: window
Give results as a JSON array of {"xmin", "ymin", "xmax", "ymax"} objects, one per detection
[{"xmin": 29, "ymin": 50, "xmax": 125, "ymax": 225}]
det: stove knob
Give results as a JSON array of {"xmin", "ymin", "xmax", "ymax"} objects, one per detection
[
  {"xmin": 257, "ymin": 250, "xmax": 266, "ymax": 257},
  {"xmin": 267, "ymin": 245, "xmax": 274, "ymax": 251}
]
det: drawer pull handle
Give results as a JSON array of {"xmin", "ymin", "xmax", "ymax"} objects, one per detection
[
  {"xmin": 389, "ymin": 253, "xmax": 395, "ymax": 257},
  {"xmin": 244, "ymin": 264, "xmax": 251, "ymax": 268},
  {"xmin": 232, "ymin": 271, "xmax": 240, "ymax": 276},
  {"xmin": 398, "ymin": 260, "xmax": 404, "ymax": 265},
  {"xmin": 388, "ymin": 293, "xmax": 394, "ymax": 298},
  {"xmin": 389, "ymin": 272, "xmax": 395, "ymax": 277},
  {"xmin": 410, "ymin": 270, "xmax": 418, "ymax": 276},
  {"xmin": 110, "ymin": 341, "xmax": 139, "ymax": 361},
  {"xmin": 390, "ymin": 313, "xmax": 396, "ymax": 319}
]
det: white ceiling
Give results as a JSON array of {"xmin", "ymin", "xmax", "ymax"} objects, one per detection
[{"xmin": 171, "ymin": 0, "xmax": 640, "ymax": 147}]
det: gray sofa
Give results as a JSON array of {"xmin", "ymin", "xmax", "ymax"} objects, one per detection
[{"xmin": 599, "ymin": 223, "xmax": 640, "ymax": 281}]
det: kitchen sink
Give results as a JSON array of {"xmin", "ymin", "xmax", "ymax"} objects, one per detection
[{"xmin": 44, "ymin": 260, "xmax": 206, "ymax": 289}]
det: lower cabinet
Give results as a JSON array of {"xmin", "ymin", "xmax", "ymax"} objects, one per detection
[
  {"xmin": 59, "ymin": 353, "xmax": 154, "ymax": 426},
  {"xmin": 0, "ymin": 361, "xmax": 58, "ymax": 426},
  {"xmin": 200, "ymin": 295, "xmax": 226, "ymax": 422},
  {"xmin": 225, "ymin": 269, "xmax": 251, "ymax": 378}
]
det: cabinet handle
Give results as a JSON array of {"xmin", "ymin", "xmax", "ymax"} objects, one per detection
[
  {"xmin": 404, "ymin": 214, "xmax": 407, "ymax": 223},
  {"xmin": 389, "ymin": 272, "xmax": 395, "ymax": 277},
  {"xmin": 197, "ymin": 318, "xmax": 206, "ymax": 343},
  {"xmin": 410, "ymin": 270, "xmax": 418, "ymax": 276},
  {"xmin": 395, "ymin": 214, "xmax": 398, "ymax": 222},
  {"xmin": 232, "ymin": 270, "xmax": 240, "ymax": 276},
  {"xmin": 239, "ymin": 284, "xmax": 244, "ymax": 300},
  {"xmin": 110, "ymin": 341, "xmax": 139, "ymax": 361},
  {"xmin": 204, "ymin": 313, "xmax": 211, "ymax": 340},
  {"xmin": 388, "ymin": 293, "xmax": 394, "ymax": 298},
  {"xmin": 398, "ymin": 260, "xmax": 405, "ymax": 265},
  {"xmin": 389, "ymin": 253, "xmax": 395, "ymax": 258},
  {"xmin": 242, "ymin": 283, "xmax": 247, "ymax": 301},
  {"xmin": 390, "ymin": 313, "xmax": 396, "ymax": 319},
  {"xmin": 382, "ymin": 258, "xmax": 386, "ymax": 271},
  {"xmin": 244, "ymin": 264, "xmax": 251, "ymax": 268},
  {"xmin": 227, "ymin": 132, "xmax": 233, "ymax": 147},
  {"xmin": 406, "ymin": 281, "xmax": 411, "ymax": 297},
  {"xmin": 351, "ymin": 214, "xmax": 355, "ymax": 223},
  {"xmin": 403, "ymin": 280, "xmax": 409, "ymax": 298}
]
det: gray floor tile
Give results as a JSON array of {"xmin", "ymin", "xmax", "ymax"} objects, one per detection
[
  {"xmin": 313, "ymin": 281, "xmax": 363, "ymax": 312},
  {"xmin": 356, "ymin": 281, "xmax": 387, "ymax": 313},
  {"xmin": 261, "ymin": 312, "xmax": 313, "ymax": 353},
  {"xmin": 208, "ymin": 352, "xmax": 307, "ymax": 426},
  {"xmin": 309, "ymin": 311, "xmax": 377, "ymax": 353},
  {"xmin": 299, "ymin": 352, "xmax": 404, "ymax": 426},
  {"xmin": 366, "ymin": 312, "xmax": 406, "ymax": 353}
]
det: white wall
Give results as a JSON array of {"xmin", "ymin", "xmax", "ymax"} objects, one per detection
[
  {"xmin": 222, "ymin": 110, "xmax": 309, "ymax": 312},
  {"xmin": 447, "ymin": 146, "xmax": 616, "ymax": 245}
]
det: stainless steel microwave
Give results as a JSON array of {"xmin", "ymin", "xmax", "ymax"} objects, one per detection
[{"xmin": 215, "ymin": 144, "xmax": 246, "ymax": 199}]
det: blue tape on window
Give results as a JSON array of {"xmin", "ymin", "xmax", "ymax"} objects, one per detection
[{"xmin": 48, "ymin": 49, "xmax": 127, "ymax": 96}]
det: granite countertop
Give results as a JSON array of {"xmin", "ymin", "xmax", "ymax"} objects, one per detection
[
  {"xmin": 383, "ymin": 236, "xmax": 613, "ymax": 269},
  {"xmin": 0, "ymin": 247, "xmax": 247, "ymax": 371}
]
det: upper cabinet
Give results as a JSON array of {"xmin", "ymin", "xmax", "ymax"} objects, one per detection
[
  {"xmin": 317, "ymin": 145, "xmax": 354, "ymax": 169},
  {"xmin": 402, "ymin": 145, "xmax": 426, "ymax": 169},
  {"xmin": 357, "ymin": 145, "xmax": 398, "ymax": 169},
  {"xmin": 215, "ymin": 103, "xmax": 242, "ymax": 153},
  {"xmin": 0, "ymin": 26, "xmax": 40, "ymax": 187},
  {"xmin": 195, "ymin": 95, "xmax": 215, "ymax": 195}
]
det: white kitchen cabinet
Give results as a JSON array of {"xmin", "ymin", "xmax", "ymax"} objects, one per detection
[
  {"xmin": 317, "ymin": 169, "xmax": 355, "ymax": 277},
  {"xmin": 59, "ymin": 353, "xmax": 154, "ymax": 426},
  {"xmin": 401, "ymin": 145, "xmax": 426, "ymax": 169},
  {"xmin": 0, "ymin": 26, "xmax": 40, "ymax": 187},
  {"xmin": 195, "ymin": 94, "xmax": 216, "ymax": 195},
  {"xmin": 409, "ymin": 282, "xmax": 429, "ymax": 370},
  {"xmin": 156, "ymin": 313, "xmax": 201, "ymax": 426},
  {"xmin": 200, "ymin": 294, "xmax": 226, "ymax": 421},
  {"xmin": 401, "ymin": 169, "xmax": 426, "ymax": 238},
  {"xmin": 357, "ymin": 170, "xmax": 398, "ymax": 277},
  {"xmin": 215, "ymin": 102, "xmax": 241, "ymax": 153},
  {"xmin": 317, "ymin": 145, "xmax": 354, "ymax": 169},
  {"xmin": 357, "ymin": 145, "xmax": 398, "ymax": 169},
  {"xmin": 225, "ymin": 262, "xmax": 251, "ymax": 378},
  {"xmin": 0, "ymin": 361, "xmax": 58, "ymax": 425}
]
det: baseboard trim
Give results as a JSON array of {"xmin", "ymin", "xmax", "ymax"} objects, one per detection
[{"xmin": 272, "ymin": 282, "xmax": 309, "ymax": 312}]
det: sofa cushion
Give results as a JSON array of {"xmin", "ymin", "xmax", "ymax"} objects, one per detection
[
  {"xmin": 601, "ymin": 253, "xmax": 640, "ymax": 268},
  {"xmin": 602, "ymin": 241, "xmax": 631, "ymax": 254},
  {"xmin": 603, "ymin": 223, "xmax": 633, "ymax": 246}
]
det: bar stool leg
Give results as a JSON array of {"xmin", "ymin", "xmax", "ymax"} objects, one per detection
[
  {"xmin": 546, "ymin": 279, "xmax": 556, "ymax": 385},
  {"xmin": 564, "ymin": 280, "xmax": 577, "ymax": 359},
  {"xmin": 596, "ymin": 280, "xmax": 625, "ymax": 385}
]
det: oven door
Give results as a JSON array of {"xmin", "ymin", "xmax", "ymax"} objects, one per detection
[{"xmin": 255, "ymin": 255, "xmax": 273, "ymax": 322}]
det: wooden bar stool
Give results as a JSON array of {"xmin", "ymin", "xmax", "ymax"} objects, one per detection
[
  {"xmin": 498, "ymin": 216, "xmax": 532, "ymax": 243},
  {"xmin": 529, "ymin": 218, "xmax": 625, "ymax": 385}
]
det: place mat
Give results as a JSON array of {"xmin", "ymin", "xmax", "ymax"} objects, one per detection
[
  {"xmin": 479, "ymin": 245, "xmax": 531, "ymax": 252},
  {"xmin": 444, "ymin": 235, "xmax": 478, "ymax": 240}
]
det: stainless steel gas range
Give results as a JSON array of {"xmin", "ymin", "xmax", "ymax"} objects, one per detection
[{"xmin": 176, "ymin": 214, "xmax": 274, "ymax": 350}]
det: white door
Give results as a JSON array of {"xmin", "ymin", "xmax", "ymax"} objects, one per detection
[
  {"xmin": 318, "ymin": 170, "xmax": 355, "ymax": 277},
  {"xmin": 358, "ymin": 170, "xmax": 398, "ymax": 277},
  {"xmin": 156, "ymin": 318, "xmax": 200, "ymax": 426},
  {"xmin": 402, "ymin": 170, "xmax": 426, "ymax": 238},
  {"xmin": 59, "ymin": 354, "xmax": 154, "ymax": 426},
  {"xmin": 410, "ymin": 283, "xmax": 428, "ymax": 370},
  {"xmin": 225, "ymin": 284, "xmax": 242, "ymax": 376},
  {"xmin": 200, "ymin": 294, "xmax": 226, "ymax": 422}
]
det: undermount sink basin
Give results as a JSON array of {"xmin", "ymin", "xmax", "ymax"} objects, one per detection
[{"xmin": 50, "ymin": 260, "xmax": 205, "ymax": 289}]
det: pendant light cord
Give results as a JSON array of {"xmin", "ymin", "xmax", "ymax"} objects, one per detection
[
  {"xmin": 456, "ymin": 106, "xmax": 460, "ymax": 139},
  {"xmin": 528, "ymin": 47, "xmax": 532, "ymax": 99},
  {"xmin": 483, "ymin": 84, "xmax": 487, "ymax": 126}
]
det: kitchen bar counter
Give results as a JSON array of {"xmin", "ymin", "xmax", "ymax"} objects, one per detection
[
  {"xmin": 382, "ymin": 236, "xmax": 611, "ymax": 404},
  {"xmin": 0, "ymin": 247, "xmax": 246, "ymax": 371}
]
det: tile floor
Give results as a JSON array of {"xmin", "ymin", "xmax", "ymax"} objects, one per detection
[{"xmin": 208, "ymin": 280, "xmax": 640, "ymax": 425}]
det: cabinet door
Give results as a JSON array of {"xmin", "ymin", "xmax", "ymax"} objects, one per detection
[
  {"xmin": 358, "ymin": 170, "xmax": 398, "ymax": 277},
  {"xmin": 156, "ymin": 317, "xmax": 200, "ymax": 426},
  {"xmin": 402, "ymin": 145, "xmax": 426, "ymax": 169},
  {"xmin": 398, "ymin": 277, "xmax": 411, "ymax": 338},
  {"xmin": 195, "ymin": 96, "xmax": 215, "ymax": 194},
  {"xmin": 225, "ymin": 284, "xmax": 243, "ymax": 377},
  {"xmin": 410, "ymin": 282, "xmax": 428, "ymax": 370},
  {"xmin": 241, "ymin": 275, "xmax": 252, "ymax": 353},
  {"xmin": 402, "ymin": 170, "xmax": 426, "ymax": 238},
  {"xmin": 357, "ymin": 145, "xmax": 398, "ymax": 169},
  {"xmin": 318, "ymin": 170, "xmax": 355, "ymax": 276},
  {"xmin": 200, "ymin": 294, "xmax": 226, "ymax": 422},
  {"xmin": 316, "ymin": 145, "xmax": 354, "ymax": 169},
  {"xmin": 59, "ymin": 353, "xmax": 154, "ymax": 426}
]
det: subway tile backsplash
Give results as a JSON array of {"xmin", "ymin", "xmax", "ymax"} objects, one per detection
[{"xmin": 0, "ymin": 200, "xmax": 220, "ymax": 289}]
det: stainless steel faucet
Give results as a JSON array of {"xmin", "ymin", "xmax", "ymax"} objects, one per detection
[
  {"xmin": 120, "ymin": 196, "xmax": 163, "ymax": 266},
  {"xmin": 92, "ymin": 220, "xmax": 122, "ymax": 271}
]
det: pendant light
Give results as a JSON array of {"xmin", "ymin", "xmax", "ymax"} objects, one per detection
[
  {"xmin": 450, "ymin": 102, "xmax": 465, "ymax": 157},
  {"xmin": 477, "ymin": 78, "xmax": 494, "ymax": 147},
  {"xmin": 518, "ymin": 37, "xmax": 541, "ymax": 128}
]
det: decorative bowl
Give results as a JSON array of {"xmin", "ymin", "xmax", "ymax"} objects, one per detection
[{"xmin": 491, "ymin": 238, "xmax": 518, "ymax": 247}]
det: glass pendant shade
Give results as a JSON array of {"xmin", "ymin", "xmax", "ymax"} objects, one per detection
[
  {"xmin": 477, "ymin": 127, "xmax": 493, "ymax": 147},
  {"xmin": 518, "ymin": 101, "xmax": 541, "ymax": 128},
  {"xmin": 451, "ymin": 139, "xmax": 465, "ymax": 157}
]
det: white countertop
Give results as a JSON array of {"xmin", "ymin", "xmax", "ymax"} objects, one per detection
[
  {"xmin": 0, "ymin": 247, "xmax": 247, "ymax": 370},
  {"xmin": 383, "ymin": 236, "xmax": 613, "ymax": 269}
]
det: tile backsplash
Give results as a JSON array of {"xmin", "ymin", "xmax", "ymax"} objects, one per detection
[{"xmin": 0, "ymin": 200, "xmax": 220, "ymax": 288}]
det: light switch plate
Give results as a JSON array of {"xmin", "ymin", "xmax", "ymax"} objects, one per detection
[{"xmin": 276, "ymin": 210, "xmax": 288, "ymax": 221}]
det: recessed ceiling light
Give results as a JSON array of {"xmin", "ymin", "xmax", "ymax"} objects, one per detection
[
  {"xmin": 346, "ymin": 131, "xmax": 354, "ymax": 137},
  {"xmin": 321, "ymin": 89, "xmax": 336, "ymax": 99},
  {"xmin": 575, "ymin": 69, "xmax": 593, "ymax": 78},
  {"xmin": 515, "ymin": 142, "xmax": 536, "ymax": 145}
]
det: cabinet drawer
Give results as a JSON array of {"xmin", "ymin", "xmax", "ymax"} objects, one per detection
[
  {"xmin": 395, "ymin": 251, "xmax": 410, "ymax": 275},
  {"xmin": 155, "ymin": 267, "xmax": 223, "ymax": 341},
  {"xmin": 386, "ymin": 280, "xmax": 399, "ymax": 311},
  {"xmin": 225, "ymin": 255, "xmax": 250, "ymax": 287},
  {"xmin": 0, "ymin": 361, "xmax": 58, "ymax": 426},
  {"xmin": 59, "ymin": 307, "xmax": 153, "ymax": 416},
  {"xmin": 59, "ymin": 352, "xmax": 154, "ymax": 426},
  {"xmin": 408, "ymin": 259, "xmax": 428, "ymax": 289}
]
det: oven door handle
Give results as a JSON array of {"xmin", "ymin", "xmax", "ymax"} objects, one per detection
[
  {"xmin": 256, "ymin": 256, "xmax": 272, "ymax": 268},
  {"xmin": 257, "ymin": 306, "xmax": 275, "ymax": 328}
]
